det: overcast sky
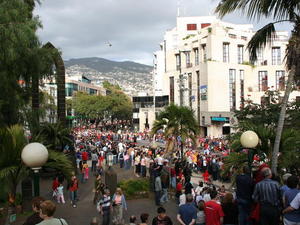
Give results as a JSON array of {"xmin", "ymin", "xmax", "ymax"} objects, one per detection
[{"xmin": 35, "ymin": 0, "xmax": 291, "ymax": 65}]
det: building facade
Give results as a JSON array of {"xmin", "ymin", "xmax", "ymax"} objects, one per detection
[
  {"xmin": 155, "ymin": 16, "xmax": 300, "ymax": 137},
  {"xmin": 132, "ymin": 94, "xmax": 169, "ymax": 131}
]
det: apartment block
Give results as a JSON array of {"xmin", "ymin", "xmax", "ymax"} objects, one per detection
[{"xmin": 155, "ymin": 16, "xmax": 300, "ymax": 137}]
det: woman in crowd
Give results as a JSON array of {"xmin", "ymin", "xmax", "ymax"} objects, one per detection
[
  {"xmin": 112, "ymin": 188, "xmax": 127, "ymax": 225},
  {"xmin": 221, "ymin": 192, "xmax": 238, "ymax": 225}
]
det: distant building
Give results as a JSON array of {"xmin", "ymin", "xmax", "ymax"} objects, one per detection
[
  {"xmin": 65, "ymin": 75, "xmax": 106, "ymax": 97},
  {"xmin": 42, "ymin": 74, "xmax": 106, "ymax": 124},
  {"xmin": 132, "ymin": 94, "xmax": 169, "ymax": 131},
  {"xmin": 155, "ymin": 16, "xmax": 300, "ymax": 137}
]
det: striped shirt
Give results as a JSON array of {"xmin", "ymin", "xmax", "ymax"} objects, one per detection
[
  {"xmin": 99, "ymin": 195, "xmax": 111, "ymax": 210},
  {"xmin": 252, "ymin": 178, "xmax": 281, "ymax": 206}
]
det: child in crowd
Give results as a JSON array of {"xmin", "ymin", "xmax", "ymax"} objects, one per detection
[{"xmin": 57, "ymin": 183, "xmax": 65, "ymax": 204}]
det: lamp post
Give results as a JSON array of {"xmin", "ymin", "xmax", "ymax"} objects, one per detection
[
  {"xmin": 105, "ymin": 152, "xmax": 117, "ymax": 196},
  {"xmin": 240, "ymin": 131, "xmax": 259, "ymax": 176},
  {"xmin": 21, "ymin": 143, "xmax": 48, "ymax": 197}
]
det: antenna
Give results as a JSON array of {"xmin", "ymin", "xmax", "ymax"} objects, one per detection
[{"xmin": 177, "ymin": 0, "xmax": 180, "ymax": 17}]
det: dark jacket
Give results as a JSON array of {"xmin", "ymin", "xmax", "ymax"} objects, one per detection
[{"xmin": 23, "ymin": 212, "xmax": 43, "ymax": 225}]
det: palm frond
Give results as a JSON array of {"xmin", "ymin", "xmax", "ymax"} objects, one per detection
[
  {"xmin": 247, "ymin": 22, "xmax": 276, "ymax": 61},
  {"xmin": 44, "ymin": 150, "xmax": 73, "ymax": 181},
  {"xmin": 215, "ymin": 0, "xmax": 298, "ymax": 21}
]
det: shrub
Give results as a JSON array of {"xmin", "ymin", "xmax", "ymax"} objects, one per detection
[{"xmin": 118, "ymin": 178, "xmax": 149, "ymax": 199}]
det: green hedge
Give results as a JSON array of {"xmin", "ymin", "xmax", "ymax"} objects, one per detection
[{"xmin": 118, "ymin": 178, "xmax": 149, "ymax": 199}]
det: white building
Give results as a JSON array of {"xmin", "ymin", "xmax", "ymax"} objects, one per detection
[{"xmin": 155, "ymin": 16, "xmax": 300, "ymax": 137}]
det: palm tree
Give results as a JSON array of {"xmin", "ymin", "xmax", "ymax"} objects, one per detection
[
  {"xmin": 33, "ymin": 122, "xmax": 72, "ymax": 151},
  {"xmin": 215, "ymin": 0, "xmax": 300, "ymax": 175},
  {"xmin": 151, "ymin": 104, "xmax": 199, "ymax": 155},
  {"xmin": 0, "ymin": 125, "xmax": 73, "ymax": 208}
]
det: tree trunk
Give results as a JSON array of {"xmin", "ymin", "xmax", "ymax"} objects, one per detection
[
  {"xmin": 271, "ymin": 66, "xmax": 295, "ymax": 175},
  {"xmin": 56, "ymin": 56, "xmax": 66, "ymax": 126}
]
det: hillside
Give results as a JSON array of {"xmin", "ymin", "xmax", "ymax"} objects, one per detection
[{"xmin": 64, "ymin": 57, "xmax": 154, "ymax": 96}]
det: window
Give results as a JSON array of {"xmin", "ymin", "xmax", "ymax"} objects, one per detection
[
  {"xmin": 258, "ymin": 71, "xmax": 268, "ymax": 91},
  {"xmin": 202, "ymin": 44, "xmax": 207, "ymax": 61},
  {"xmin": 229, "ymin": 34, "xmax": 237, "ymax": 39},
  {"xmin": 194, "ymin": 48, "xmax": 199, "ymax": 66},
  {"xmin": 276, "ymin": 71, "xmax": 285, "ymax": 91},
  {"xmin": 240, "ymin": 70, "xmax": 245, "ymax": 108},
  {"xmin": 272, "ymin": 47, "xmax": 281, "ymax": 65},
  {"xmin": 241, "ymin": 36, "xmax": 247, "ymax": 41},
  {"xmin": 229, "ymin": 69, "xmax": 236, "ymax": 111},
  {"xmin": 223, "ymin": 43, "xmax": 230, "ymax": 63},
  {"xmin": 187, "ymin": 24, "xmax": 197, "ymax": 30},
  {"xmin": 169, "ymin": 77, "xmax": 174, "ymax": 103},
  {"xmin": 238, "ymin": 45, "xmax": 244, "ymax": 64},
  {"xmin": 188, "ymin": 73, "xmax": 192, "ymax": 108},
  {"xmin": 197, "ymin": 71, "xmax": 200, "ymax": 122},
  {"xmin": 175, "ymin": 54, "xmax": 181, "ymax": 70},
  {"xmin": 185, "ymin": 52, "xmax": 191, "ymax": 68},
  {"xmin": 201, "ymin": 23, "xmax": 211, "ymax": 29},
  {"xmin": 257, "ymin": 48, "xmax": 264, "ymax": 65}
]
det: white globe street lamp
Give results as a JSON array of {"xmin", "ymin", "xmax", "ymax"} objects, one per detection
[
  {"xmin": 240, "ymin": 130, "xmax": 259, "ymax": 148},
  {"xmin": 21, "ymin": 143, "xmax": 48, "ymax": 196},
  {"xmin": 240, "ymin": 131, "xmax": 259, "ymax": 175}
]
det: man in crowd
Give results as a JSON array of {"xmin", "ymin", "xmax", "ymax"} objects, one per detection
[
  {"xmin": 152, "ymin": 207, "xmax": 173, "ymax": 225},
  {"xmin": 252, "ymin": 167, "xmax": 282, "ymax": 225},
  {"xmin": 236, "ymin": 165, "xmax": 254, "ymax": 225},
  {"xmin": 98, "ymin": 189, "xmax": 112, "ymax": 225},
  {"xmin": 204, "ymin": 190, "xmax": 224, "ymax": 225},
  {"xmin": 177, "ymin": 194, "xmax": 197, "ymax": 225}
]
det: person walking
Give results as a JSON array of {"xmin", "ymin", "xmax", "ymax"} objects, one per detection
[
  {"xmin": 252, "ymin": 167, "xmax": 282, "ymax": 225},
  {"xmin": 98, "ymin": 189, "xmax": 112, "ymax": 225},
  {"xmin": 91, "ymin": 151, "xmax": 98, "ymax": 173},
  {"xmin": 112, "ymin": 188, "xmax": 127, "ymax": 225},
  {"xmin": 68, "ymin": 174, "xmax": 79, "ymax": 208},
  {"xmin": 56, "ymin": 183, "xmax": 65, "ymax": 204},
  {"xmin": 154, "ymin": 174, "xmax": 162, "ymax": 206}
]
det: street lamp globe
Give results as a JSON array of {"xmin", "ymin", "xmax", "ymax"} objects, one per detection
[
  {"xmin": 240, "ymin": 131, "xmax": 259, "ymax": 148},
  {"xmin": 21, "ymin": 142, "xmax": 49, "ymax": 171}
]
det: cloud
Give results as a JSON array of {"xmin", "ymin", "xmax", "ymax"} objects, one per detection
[{"xmin": 35, "ymin": 0, "xmax": 291, "ymax": 65}]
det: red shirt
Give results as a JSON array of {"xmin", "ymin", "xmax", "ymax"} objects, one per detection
[
  {"xmin": 82, "ymin": 151, "xmax": 88, "ymax": 161},
  {"xmin": 205, "ymin": 200, "xmax": 224, "ymax": 225}
]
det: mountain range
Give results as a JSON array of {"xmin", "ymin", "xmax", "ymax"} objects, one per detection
[{"xmin": 64, "ymin": 57, "xmax": 154, "ymax": 96}]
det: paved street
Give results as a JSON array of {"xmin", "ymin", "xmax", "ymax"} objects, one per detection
[{"xmin": 14, "ymin": 165, "xmax": 179, "ymax": 225}]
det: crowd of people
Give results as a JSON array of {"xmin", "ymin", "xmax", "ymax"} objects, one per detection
[{"xmin": 21, "ymin": 127, "xmax": 300, "ymax": 225}]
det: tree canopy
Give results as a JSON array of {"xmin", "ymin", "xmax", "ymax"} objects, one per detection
[
  {"xmin": 72, "ymin": 82, "xmax": 132, "ymax": 123},
  {"xmin": 0, "ymin": 0, "xmax": 54, "ymax": 127}
]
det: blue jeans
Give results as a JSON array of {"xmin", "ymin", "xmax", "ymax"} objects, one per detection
[
  {"xmin": 69, "ymin": 190, "xmax": 77, "ymax": 204},
  {"xmin": 237, "ymin": 198, "xmax": 252, "ymax": 225},
  {"xmin": 160, "ymin": 188, "xmax": 168, "ymax": 203}
]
